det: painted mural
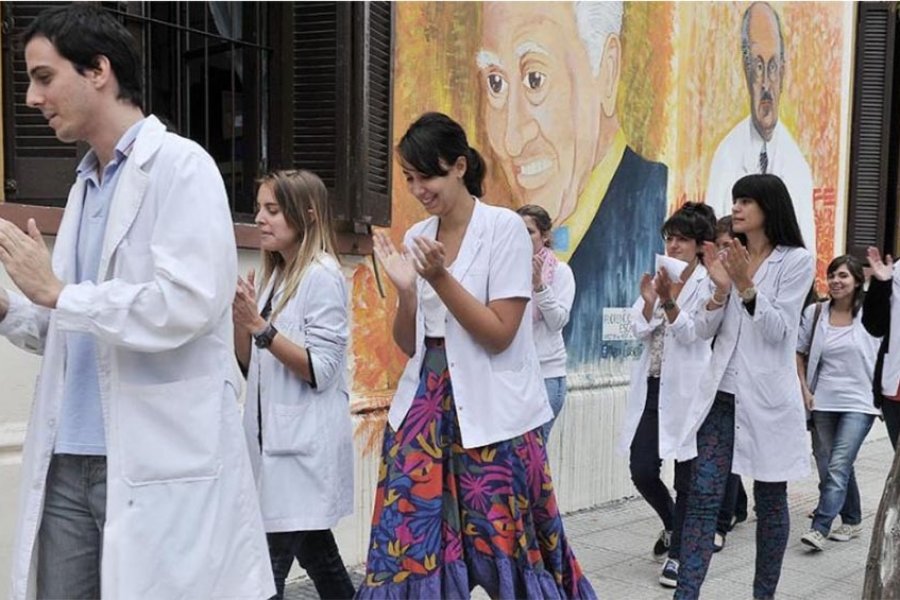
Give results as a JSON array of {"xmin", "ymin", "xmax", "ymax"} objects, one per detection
[{"xmin": 349, "ymin": 1, "xmax": 854, "ymax": 421}]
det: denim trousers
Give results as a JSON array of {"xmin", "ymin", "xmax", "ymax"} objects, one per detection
[
  {"xmin": 541, "ymin": 376, "xmax": 567, "ymax": 440},
  {"xmin": 37, "ymin": 453, "xmax": 108, "ymax": 600},
  {"xmin": 810, "ymin": 414, "xmax": 860, "ymax": 523},
  {"xmin": 675, "ymin": 392, "xmax": 789, "ymax": 600},
  {"xmin": 810, "ymin": 410, "xmax": 875, "ymax": 535},
  {"xmin": 267, "ymin": 529, "xmax": 355, "ymax": 599}
]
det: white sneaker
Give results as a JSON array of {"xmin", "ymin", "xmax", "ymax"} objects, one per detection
[
  {"xmin": 829, "ymin": 523, "xmax": 862, "ymax": 542},
  {"xmin": 801, "ymin": 529, "xmax": 827, "ymax": 551},
  {"xmin": 659, "ymin": 558, "xmax": 679, "ymax": 588}
]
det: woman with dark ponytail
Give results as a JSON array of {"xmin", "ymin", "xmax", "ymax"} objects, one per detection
[{"xmin": 357, "ymin": 112, "xmax": 595, "ymax": 599}]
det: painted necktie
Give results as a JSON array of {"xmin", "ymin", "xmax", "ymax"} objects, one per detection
[{"xmin": 759, "ymin": 143, "xmax": 768, "ymax": 174}]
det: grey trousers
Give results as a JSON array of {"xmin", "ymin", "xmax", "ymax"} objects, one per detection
[{"xmin": 37, "ymin": 454, "xmax": 107, "ymax": 600}]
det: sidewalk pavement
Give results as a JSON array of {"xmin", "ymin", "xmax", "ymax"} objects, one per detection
[{"xmin": 287, "ymin": 429, "xmax": 894, "ymax": 599}]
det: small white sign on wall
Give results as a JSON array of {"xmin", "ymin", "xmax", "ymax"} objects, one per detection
[{"xmin": 602, "ymin": 308, "xmax": 636, "ymax": 342}]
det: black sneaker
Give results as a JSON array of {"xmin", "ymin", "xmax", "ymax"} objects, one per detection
[
  {"xmin": 659, "ymin": 558, "xmax": 679, "ymax": 588},
  {"xmin": 652, "ymin": 529, "xmax": 671, "ymax": 562}
]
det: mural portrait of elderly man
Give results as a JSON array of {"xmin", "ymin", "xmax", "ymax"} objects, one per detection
[
  {"xmin": 706, "ymin": 1, "xmax": 815, "ymax": 255},
  {"xmin": 477, "ymin": 1, "xmax": 668, "ymax": 366}
]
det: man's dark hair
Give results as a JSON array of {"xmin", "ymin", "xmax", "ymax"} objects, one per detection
[{"xmin": 21, "ymin": 4, "xmax": 142, "ymax": 108}]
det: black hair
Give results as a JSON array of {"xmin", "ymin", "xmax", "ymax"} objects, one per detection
[
  {"xmin": 21, "ymin": 4, "xmax": 143, "ymax": 108},
  {"xmin": 827, "ymin": 254, "xmax": 865, "ymax": 317},
  {"xmin": 731, "ymin": 174, "xmax": 805, "ymax": 248},
  {"xmin": 516, "ymin": 204, "xmax": 553, "ymax": 248},
  {"xmin": 397, "ymin": 112, "xmax": 486, "ymax": 197},
  {"xmin": 661, "ymin": 201, "xmax": 716, "ymax": 250}
]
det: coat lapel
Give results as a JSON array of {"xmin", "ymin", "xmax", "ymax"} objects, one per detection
[
  {"xmin": 97, "ymin": 116, "xmax": 165, "ymax": 281},
  {"xmin": 450, "ymin": 200, "xmax": 485, "ymax": 280}
]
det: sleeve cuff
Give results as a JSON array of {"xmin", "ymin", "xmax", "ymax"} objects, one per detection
[{"xmin": 306, "ymin": 347, "xmax": 318, "ymax": 389}]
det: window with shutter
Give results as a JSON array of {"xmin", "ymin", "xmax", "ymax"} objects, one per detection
[
  {"xmin": 847, "ymin": 2, "xmax": 898, "ymax": 258},
  {"xmin": 2, "ymin": 1, "xmax": 81, "ymax": 205},
  {"xmin": 289, "ymin": 1, "xmax": 392, "ymax": 227}
]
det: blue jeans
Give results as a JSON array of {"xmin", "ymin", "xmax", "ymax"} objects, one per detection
[
  {"xmin": 675, "ymin": 392, "xmax": 789, "ymax": 600},
  {"xmin": 37, "ymin": 454, "xmax": 107, "ymax": 600},
  {"xmin": 541, "ymin": 376, "xmax": 567, "ymax": 440},
  {"xmin": 810, "ymin": 411, "xmax": 875, "ymax": 535},
  {"xmin": 810, "ymin": 415, "xmax": 859, "ymax": 523}
]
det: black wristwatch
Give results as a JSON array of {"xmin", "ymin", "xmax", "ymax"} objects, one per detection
[
  {"xmin": 253, "ymin": 323, "xmax": 278, "ymax": 349},
  {"xmin": 660, "ymin": 299, "xmax": 676, "ymax": 311}
]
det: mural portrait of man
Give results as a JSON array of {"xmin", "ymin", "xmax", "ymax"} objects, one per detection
[
  {"xmin": 477, "ymin": 1, "xmax": 668, "ymax": 367},
  {"xmin": 706, "ymin": 1, "xmax": 815, "ymax": 254}
]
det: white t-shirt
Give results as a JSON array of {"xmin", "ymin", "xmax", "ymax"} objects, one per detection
[{"xmin": 812, "ymin": 323, "xmax": 880, "ymax": 415}]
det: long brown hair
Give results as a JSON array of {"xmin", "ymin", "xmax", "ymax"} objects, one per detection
[{"xmin": 257, "ymin": 169, "xmax": 339, "ymax": 320}]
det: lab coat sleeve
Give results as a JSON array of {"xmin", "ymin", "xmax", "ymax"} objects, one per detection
[
  {"xmin": 488, "ymin": 212, "xmax": 532, "ymax": 302},
  {"xmin": 749, "ymin": 249, "xmax": 815, "ymax": 344},
  {"xmin": 668, "ymin": 283, "xmax": 712, "ymax": 345},
  {"xmin": 0, "ymin": 290, "xmax": 50, "ymax": 355},
  {"xmin": 796, "ymin": 303, "xmax": 816, "ymax": 354},
  {"xmin": 534, "ymin": 261, "xmax": 575, "ymax": 332},
  {"xmin": 303, "ymin": 263, "xmax": 349, "ymax": 391},
  {"xmin": 54, "ymin": 149, "xmax": 237, "ymax": 352},
  {"xmin": 631, "ymin": 296, "xmax": 662, "ymax": 341},
  {"xmin": 692, "ymin": 280, "xmax": 726, "ymax": 340}
]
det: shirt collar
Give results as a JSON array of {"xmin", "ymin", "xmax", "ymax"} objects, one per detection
[
  {"xmin": 554, "ymin": 128, "xmax": 627, "ymax": 261},
  {"xmin": 76, "ymin": 117, "xmax": 147, "ymax": 181}
]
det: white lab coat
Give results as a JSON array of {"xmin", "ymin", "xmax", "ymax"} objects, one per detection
[
  {"xmin": 388, "ymin": 200, "xmax": 553, "ymax": 448},
  {"xmin": 243, "ymin": 255, "xmax": 353, "ymax": 532},
  {"xmin": 686, "ymin": 246, "xmax": 815, "ymax": 482},
  {"xmin": 618, "ymin": 265, "xmax": 712, "ymax": 461},
  {"xmin": 1, "ymin": 115, "xmax": 274, "ymax": 600}
]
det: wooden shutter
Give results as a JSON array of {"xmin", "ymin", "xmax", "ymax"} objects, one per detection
[
  {"xmin": 348, "ymin": 1, "xmax": 392, "ymax": 226},
  {"xmin": 291, "ymin": 2, "xmax": 352, "ymax": 219},
  {"xmin": 847, "ymin": 2, "xmax": 897, "ymax": 257},
  {"xmin": 2, "ymin": 1, "xmax": 79, "ymax": 205}
]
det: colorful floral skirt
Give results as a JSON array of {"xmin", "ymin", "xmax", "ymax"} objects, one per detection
[{"xmin": 356, "ymin": 344, "xmax": 596, "ymax": 599}]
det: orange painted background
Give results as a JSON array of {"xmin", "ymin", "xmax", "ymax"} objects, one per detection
[{"xmin": 349, "ymin": 1, "xmax": 854, "ymax": 419}]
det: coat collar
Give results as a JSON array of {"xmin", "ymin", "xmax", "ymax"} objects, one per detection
[{"xmin": 418, "ymin": 198, "xmax": 486, "ymax": 281}]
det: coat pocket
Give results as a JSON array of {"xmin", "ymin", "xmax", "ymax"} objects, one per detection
[
  {"xmin": 119, "ymin": 375, "xmax": 223, "ymax": 485},
  {"xmin": 264, "ymin": 399, "xmax": 319, "ymax": 456}
]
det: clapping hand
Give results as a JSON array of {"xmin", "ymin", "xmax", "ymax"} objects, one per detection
[
  {"xmin": 867, "ymin": 246, "xmax": 893, "ymax": 282},
  {"xmin": 653, "ymin": 268, "xmax": 673, "ymax": 303},
  {"xmin": 0, "ymin": 218, "xmax": 63, "ymax": 308},
  {"xmin": 720, "ymin": 238, "xmax": 753, "ymax": 290},
  {"xmin": 373, "ymin": 231, "xmax": 418, "ymax": 293},
  {"xmin": 409, "ymin": 236, "xmax": 448, "ymax": 283},
  {"xmin": 233, "ymin": 269, "xmax": 265, "ymax": 333},
  {"xmin": 532, "ymin": 253, "xmax": 546, "ymax": 291},
  {"xmin": 702, "ymin": 241, "xmax": 732, "ymax": 293},
  {"xmin": 639, "ymin": 273, "xmax": 657, "ymax": 306}
]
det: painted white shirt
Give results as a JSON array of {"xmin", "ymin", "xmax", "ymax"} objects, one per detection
[{"xmin": 706, "ymin": 118, "xmax": 816, "ymax": 256}]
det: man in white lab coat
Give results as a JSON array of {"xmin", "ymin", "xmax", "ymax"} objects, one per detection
[{"xmin": 0, "ymin": 5, "xmax": 274, "ymax": 599}]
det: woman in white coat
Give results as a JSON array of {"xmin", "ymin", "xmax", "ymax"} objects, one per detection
[
  {"xmin": 233, "ymin": 170, "xmax": 355, "ymax": 599},
  {"xmin": 357, "ymin": 113, "xmax": 595, "ymax": 599},
  {"xmin": 675, "ymin": 174, "xmax": 815, "ymax": 600},
  {"xmin": 617, "ymin": 202, "xmax": 716, "ymax": 588},
  {"xmin": 796, "ymin": 255, "xmax": 880, "ymax": 550},
  {"xmin": 516, "ymin": 204, "xmax": 576, "ymax": 441}
]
